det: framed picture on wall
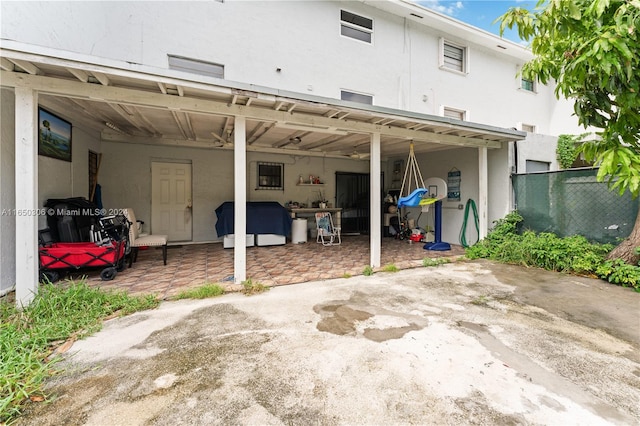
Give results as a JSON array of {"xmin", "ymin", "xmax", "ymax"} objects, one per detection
[{"xmin": 38, "ymin": 107, "xmax": 72, "ymax": 162}]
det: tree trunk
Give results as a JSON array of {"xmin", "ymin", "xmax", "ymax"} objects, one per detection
[{"xmin": 607, "ymin": 209, "xmax": 640, "ymax": 264}]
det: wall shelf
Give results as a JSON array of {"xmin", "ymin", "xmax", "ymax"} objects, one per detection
[{"xmin": 297, "ymin": 183, "xmax": 324, "ymax": 186}]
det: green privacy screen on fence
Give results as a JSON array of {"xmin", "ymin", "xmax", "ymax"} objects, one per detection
[{"xmin": 511, "ymin": 168, "xmax": 639, "ymax": 244}]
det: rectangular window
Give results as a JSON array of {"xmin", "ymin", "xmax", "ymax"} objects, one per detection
[
  {"xmin": 440, "ymin": 39, "xmax": 467, "ymax": 73},
  {"xmin": 341, "ymin": 90, "xmax": 373, "ymax": 105},
  {"xmin": 443, "ymin": 107, "xmax": 466, "ymax": 121},
  {"xmin": 168, "ymin": 55, "xmax": 224, "ymax": 79},
  {"xmin": 525, "ymin": 160, "xmax": 550, "ymax": 173},
  {"xmin": 521, "ymin": 78, "xmax": 535, "ymax": 92},
  {"xmin": 257, "ymin": 162, "xmax": 284, "ymax": 190},
  {"xmin": 340, "ymin": 10, "xmax": 373, "ymax": 43},
  {"xmin": 521, "ymin": 123, "xmax": 536, "ymax": 133}
]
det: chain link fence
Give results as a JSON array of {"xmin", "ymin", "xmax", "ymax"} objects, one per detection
[{"xmin": 512, "ymin": 168, "xmax": 639, "ymax": 244}]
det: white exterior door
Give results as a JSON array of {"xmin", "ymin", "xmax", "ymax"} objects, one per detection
[{"xmin": 151, "ymin": 162, "xmax": 192, "ymax": 241}]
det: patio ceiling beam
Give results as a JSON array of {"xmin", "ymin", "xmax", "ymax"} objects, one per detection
[
  {"xmin": 65, "ymin": 97, "xmax": 106, "ymax": 120},
  {"xmin": 91, "ymin": 71, "xmax": 110, "ymax": 86},
  {"xmin": 407, "ymin": 123, "xmax": 428, "ymax": 130},
  {"xmin": 171, "ymin": 110, "xmax": 190, "ymax": 140},
  {"xmin": 221, "ymin": 116, "xmax": 231, "ymax": 137},
  {"xmin": 106, "ymin": 102, "xmax": 153, "ymax": 135},
  {"xmin": 273, "ymin": 131, "xmax": 311, "ymax": 149},
  {"xmin": 324, "ymin": 135, "xmax": 369, "ymax": 152},
  {"xmin": 248, "ymin": 122, "xmax": 275, "ymax": 145},
  {"xmin": 133, "ymin": 105, "xmax": 162, "ymax": 136},
  {"xmin": 383, "ymin": 142, "xmax": 455, "ymax": 157},
  {"xmin": 103, "ymin": 132, "xmax": 221, "ymax": 149},
  {"xmin": 66, "ymin": 68, "xmax": 89, "ymax": 83},
  {"xmin": 2, "ymin": 71, "xmax": 506, "ymax": 149},
  {"xmin": 9, "ymin": 59, "xmax": 41, "ymax": 75},
  {"xmin": 246, "ymin": 121, "xmax": 265, "ymax": 144},
  {"xmin": 183, "ymin": 112, "xmax": 196, "ymax": 140},
  {"xmin": 42, "ymin": 97, "xmax": 109, "ymax": 133},
  {"xmin": 303, "ymin": 134, "xmax": 351, "ymax": 150},
  {"xmin": 210, "ymin": 131, "xmax": 225, "ymax": 143},
  {"xmin": 101, "ymin": 131, "xmax": 364, "ymax": 160},
  {"xmin": 0, "ymin": 57, "xmax": 14, "ymax": 71}
]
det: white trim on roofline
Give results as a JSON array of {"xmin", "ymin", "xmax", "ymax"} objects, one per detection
[{"xmin": 362, "ymin": 0, "xmax": 533, "ymax": 61}]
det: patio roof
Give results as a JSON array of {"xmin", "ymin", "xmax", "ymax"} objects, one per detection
[
  {"xmin": 1, "ymin": 41, "xmax": 526, "ymax": 158},
  {"xmin": 3, "ymin": 40, "xmax": 525, "ymax": 305}
]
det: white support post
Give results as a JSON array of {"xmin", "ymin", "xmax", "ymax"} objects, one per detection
[
  {"xmin": 14, "ymin": 87, "xmax": 39, "ymax": 307},
  {"xmin": 370, "ymin": 133, "xmax": 381, "ymax": 268},
  {"xmin": 478, "ymin": 147, "xmax": 488, "ymax": 239},
  {"xmin": 233, "ymin": 116, "xmax": 247, "ymax": 284}
]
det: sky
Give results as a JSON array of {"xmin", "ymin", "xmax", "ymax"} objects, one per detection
[{"xmin": 415, "ymin": 0, "xmax": 538, "ymax": 44}]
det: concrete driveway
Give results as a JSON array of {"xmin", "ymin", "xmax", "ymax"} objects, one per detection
[{"xmin": 16, "ymin": 260, "xmax": 640, "ymax": 425}]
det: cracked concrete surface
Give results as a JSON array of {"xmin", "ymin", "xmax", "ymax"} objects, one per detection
[{"xmin": 15, "ymin": 260, "xmax": 640, "ymax": 425}]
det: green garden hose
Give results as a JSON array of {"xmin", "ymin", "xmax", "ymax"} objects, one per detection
[{"xmin": 460, "ymin": 199, "xmax": 479, "ymax": 248}]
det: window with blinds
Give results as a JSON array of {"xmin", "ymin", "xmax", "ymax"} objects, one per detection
[
  {"xmin": 440, "ymin": 39, "xmax": 467, "ymax": 73},
  {"xmin": 521, "ymin": 78, "xmax": 535, "ymax": 92},
  {"xmin": 443, "ymin": 107, "xmax": 466, "ymax": 121}
]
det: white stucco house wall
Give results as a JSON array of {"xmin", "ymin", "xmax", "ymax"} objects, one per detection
[{"xmin": 0, "ymin": 0, "xmax": 584, "ymax": 304}]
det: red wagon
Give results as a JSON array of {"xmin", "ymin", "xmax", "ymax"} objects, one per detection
[{"xmin": 38, "ymin": 214, "xmax": 130, "ymax": 282}]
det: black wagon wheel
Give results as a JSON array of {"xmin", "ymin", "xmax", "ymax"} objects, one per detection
[
  {"xmin": 39, "ymin": 270, "xmax": 60, "ymax": 283},
  {"xmin": 116, "ymin": 257, "xmax": 126, "ymax": 272},
  {"xmin": 100, "ymin": 267, "xmax": 118, "ymax": 281}
]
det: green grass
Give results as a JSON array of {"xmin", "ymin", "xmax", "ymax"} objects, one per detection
[
  {"xmin": 363, "ymin": 265, "xmax": 374, "ymax": 276},
  {"xmin": 422, "ymin": 257, "xmax": 451, "ymax": 267},
  {"xmin": 173, "ymin": 283, "xmax": 225, "ymax": 300},
  {"xmin": 381, "ymin": 264, "xmax": 399, "ymax": 272},
  {"xmin": 0, "ymin": 280, "xmax": 159, "ymax": 423},
  {"xmin": 471, "ymin": 295, "xmax": 490, "ymax": 306},
  {"xmin": 241, "ymin": 278, "xmax": 270, "ymax": 295},
  {"xmin": 466, "ymin": 211, "xmax": 640, "ymax": 291}
]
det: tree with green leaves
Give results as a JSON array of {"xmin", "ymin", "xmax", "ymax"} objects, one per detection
[{"xmin": 498, "ymin": 0, "xmax": 640, "ymax": 264}]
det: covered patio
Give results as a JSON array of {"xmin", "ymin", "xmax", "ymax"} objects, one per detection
[
  {"xmin": 1, "ymin": 41, "xmax": 523, "ymax": 306},
  {"xmin": 83, "ymin": 236, "xmax": 465, "ymax": 299}
]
